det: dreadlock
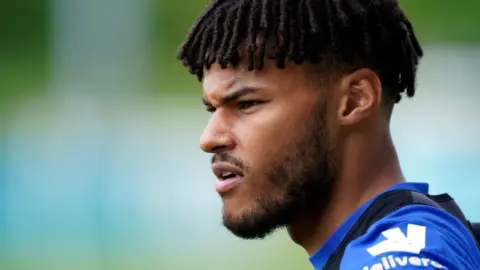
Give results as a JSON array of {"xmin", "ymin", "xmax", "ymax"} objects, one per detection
[{"xmin": 177, "ymin": 0, "xmax": 423, "ymax": 104}]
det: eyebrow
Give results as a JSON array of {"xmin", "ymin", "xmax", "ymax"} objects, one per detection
[{"xmin": 202, "ymin": 86, "xmax": 261, "ymax": 107}]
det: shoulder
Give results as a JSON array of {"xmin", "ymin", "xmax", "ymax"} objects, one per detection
[{"xmin": 340, "ymin": 204, "xmax": 480, "ymax": 270}]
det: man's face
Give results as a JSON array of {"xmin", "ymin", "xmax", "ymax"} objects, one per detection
[{"xmin": 201, "ymin": 60, "xmax": 337, "ymax": 239}]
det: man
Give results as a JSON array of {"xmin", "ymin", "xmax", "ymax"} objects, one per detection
[{"xmin": 177, "ymin": 0, "xmax": 480, "ymax": 269}]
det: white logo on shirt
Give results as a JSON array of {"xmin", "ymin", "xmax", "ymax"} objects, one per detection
[
  {"xmin": 362, "ymin": 255, "xmax": 447, "ymax": 269},
  {"xmin": 367, "ymin": 224, "xmax": 426, "ymax": 256},
  {"xmin": 364, "ymin": 224, "xmax": 447, "ymax": 269}
]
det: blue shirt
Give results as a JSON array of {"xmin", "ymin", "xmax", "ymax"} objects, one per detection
[{"xmin": 310, "ymin": 182, "xmax": 480, "ymax": 269}]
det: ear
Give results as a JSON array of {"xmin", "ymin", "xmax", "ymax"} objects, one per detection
[{"xmin": 336, "ymin": 68, "xmax": 382, "ymax": 126}]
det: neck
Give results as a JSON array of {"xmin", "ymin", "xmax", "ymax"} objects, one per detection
[{"xmin": 287, "ymin": 129, "xmax": 405, "ymax": 256}]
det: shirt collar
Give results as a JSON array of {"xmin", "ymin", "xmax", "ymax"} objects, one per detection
[{"xmin": 309, "ymin": 182, "xmax": 429, "ymax": 269}]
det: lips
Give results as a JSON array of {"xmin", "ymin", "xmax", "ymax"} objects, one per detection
[
  {"xmin": 212, "ymin": 162, "xmax": 244, "ymax": 180},
  {"xmin": 212, "ymin": 162, "xmax": 245, "ymax": 193}
]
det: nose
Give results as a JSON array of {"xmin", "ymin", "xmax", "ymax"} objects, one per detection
[{"xmin": 200, "ymin": 113, "xmax": 236, "ymax": 153}]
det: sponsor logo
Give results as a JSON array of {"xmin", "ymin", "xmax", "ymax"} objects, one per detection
[
  {"xmin": 364, "ymin": 224, "xmax": 446, "ymax": 269},
  {"xmin": 367, "ymin": 224, "xmax": 426, "ymax": 256},
  {"xmin": 362, "ymin": 254, "xmax": 447, "ymax": 269}
]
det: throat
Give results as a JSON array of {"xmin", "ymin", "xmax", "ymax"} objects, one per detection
[{"xmin": 286, "ymin": 199, "xmax": 339, "ymax": 256}]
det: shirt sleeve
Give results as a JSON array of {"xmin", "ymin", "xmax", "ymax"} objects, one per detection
[{"xmin": 339, "ymin": 205, "xmax": 480, "ymax": 270}]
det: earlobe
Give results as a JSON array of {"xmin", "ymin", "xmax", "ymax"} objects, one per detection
[{"xmin": 337, "ymin": 69, "xmax": 382, "ymax": 126}]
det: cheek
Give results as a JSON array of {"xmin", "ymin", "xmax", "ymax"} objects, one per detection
[{"xmin": 235, "ymin": 105, "xmax": 306, "ymax": 163}]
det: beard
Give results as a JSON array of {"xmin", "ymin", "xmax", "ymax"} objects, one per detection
[{"xmin": 220, "ymin": 103, "xmax": 337, "ymax": 239}]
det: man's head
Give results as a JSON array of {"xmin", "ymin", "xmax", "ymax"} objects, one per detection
[{"xmin": 177, "ymin": 0, "xmax": 423, "ymax": 239}]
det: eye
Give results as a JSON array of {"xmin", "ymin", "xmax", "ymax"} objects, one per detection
[
  {"xmin": 238, "ymin": 100, "xmax": 262, "ymax": 111},
  {"xmin": 205, "ymin": 106, "xmax": 216, "ymax": 113}
]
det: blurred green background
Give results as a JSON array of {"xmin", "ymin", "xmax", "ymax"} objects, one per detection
[{"xmin": 1, "ymin": 0, "xmax": 479, "ymax": 269}]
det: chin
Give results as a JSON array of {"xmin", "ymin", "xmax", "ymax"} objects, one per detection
[
  {"xmin": 223, "ymin": 215, "xmax": 279, "ymax": 240},
  {"xmin": 221, "ymin": 199, "xmax": 288, "ymax": 240}
]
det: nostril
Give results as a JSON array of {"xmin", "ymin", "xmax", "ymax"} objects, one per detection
[{"xmin": 211, "ymin": 145, "xmax": 229, "ymax": 153}]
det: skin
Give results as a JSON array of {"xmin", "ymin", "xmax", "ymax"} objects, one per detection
[{"xmin": 200, "ymin": 57, "xmax": 405, "ymax": 256}]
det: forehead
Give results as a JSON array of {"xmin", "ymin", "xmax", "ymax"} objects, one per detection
[{"xmin": 203, "ymin": 60, "xmax": 318, "ymax": 95}]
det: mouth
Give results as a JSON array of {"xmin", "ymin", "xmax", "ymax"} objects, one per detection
[{"xmin": 212, "ymin": 162, "xmax": 245, "ymax": 193}]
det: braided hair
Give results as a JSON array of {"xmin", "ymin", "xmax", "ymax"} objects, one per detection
[{"xmin": 177, "ymin": 0, "xmax": 423, "ymax": 104}]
